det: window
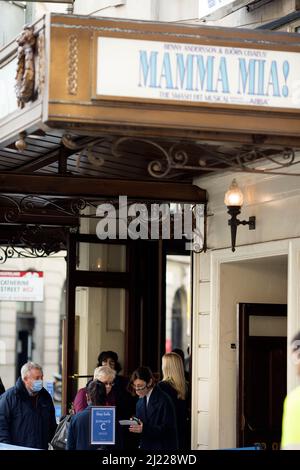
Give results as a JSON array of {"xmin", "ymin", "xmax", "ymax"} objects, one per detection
[{"xmin": 16, "ymin": 301, "xmax": 33, "ymax": 316}]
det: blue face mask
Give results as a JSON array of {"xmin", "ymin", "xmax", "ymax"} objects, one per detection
[{"xmin": 32, "ymin": 380, "xmax": 43, "ymax": 393}]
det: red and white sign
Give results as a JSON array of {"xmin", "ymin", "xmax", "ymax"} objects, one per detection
[{"xmin": 0, "ymin": 271, "xmax": 44, "ymax": 301}]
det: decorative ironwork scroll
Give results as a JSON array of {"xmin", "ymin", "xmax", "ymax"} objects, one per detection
[
  {"xmin": 0, "ymin": 194, "xmax": 207, "ymax": 253},
  {"xmin": 0, "ymin": 225, "xmax": 69, "ymax": 264},
  {"xmin": 62, "ymin": 134, "xmax": 105, "ymax": 168},
  {"xmin": 15, "ymin": 25, "xmax": 36, "ymax": 108},
  {"xmin": 111, "ymin": 136, "xmax": 299, "ymax": 178},
  {"xmin": 0, "ymin": 194, "xmax": 99, "ymax": 224}
]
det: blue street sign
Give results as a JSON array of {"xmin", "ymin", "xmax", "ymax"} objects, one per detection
[{"xmin": 90, "ymin": 406, "xmax": 115, "ymax": 445}]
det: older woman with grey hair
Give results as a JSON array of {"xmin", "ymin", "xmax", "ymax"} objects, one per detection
[
  {"xmin": 72, "ymin": 364, "xmax": 136, "ymax": 448},
  {"xmin": 73, "ymin": 365, "xmax": 116, "ymax": 413}
]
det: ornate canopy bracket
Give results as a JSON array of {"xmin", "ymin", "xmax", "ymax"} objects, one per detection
[
  {"xmin": 0, "ymin": 225, "xmax": 71, "ymax": 264},
  {"xmin": 111, "ymin": 137, "xmax": 298, "ymax": 178}
]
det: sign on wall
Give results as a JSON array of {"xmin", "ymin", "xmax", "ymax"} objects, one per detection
[
  {"xmin": 90, "ymin": 406, "xmax": 115, "ymax": 445},
  {"xmin": 0, "ymin": 271, "xmax": 44, "ymax": 301},
  {"xmin": 97, "ymin": 37, "xmax": 300, "ymax": 109},
  {"xmin": 198, "ymin": 0, "xmax": 249, "ymax": 20}
]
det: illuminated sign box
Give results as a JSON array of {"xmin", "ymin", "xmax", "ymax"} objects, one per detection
[
  {"xmin": 2, "ymin": 14, "xmax": 300, "ymax": 147},
  {"xmin": 0, "ymin": 271, "xmax": 44, "ymax": 301},
  {"xmin": 96, "ymin": 37, "xmax": 300, "ymax": 109}
]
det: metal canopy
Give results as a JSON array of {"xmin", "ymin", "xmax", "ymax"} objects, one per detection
[
  {"xmin": 1, "ymin": 13, "xmax": 300, "ymax": 233},
  {"xmin": 1, "ymin": 130, "xmax": 300, "ymax": 182}
]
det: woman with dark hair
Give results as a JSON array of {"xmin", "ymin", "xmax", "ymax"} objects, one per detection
[
  {"xmin": 72, "ymin": 363, "xmax": 137, "ymax": 448},
  {"xmin": 67, "ymin": 380, "xmax": 107, "ymax": 450},
  {"xmin": 73, "ymin": 351, "xmax": 134, "ymax": 415},
  {"xmin": 97, "ymin": 350, "xmax": 122, "ymax": 373},
  {"xmin": 129, "ymin": 366, "xmax": 178, "ymax": 451},
  {"xmin": 97, "ymin": 350, "xmax": 128, "ymax": 392},
  {"xmin": 96, "ymin": 350, "xmax": 137, "ymax": 422}
]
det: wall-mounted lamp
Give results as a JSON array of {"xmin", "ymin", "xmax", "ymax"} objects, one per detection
[{"xmin": 224, "ymin": 179, "xmax": 256, "ymax": 252}]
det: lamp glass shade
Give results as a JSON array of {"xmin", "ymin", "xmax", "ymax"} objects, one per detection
[{"xmin": 224, "ymin": 179, "xmax": 244, "ymax": 207}]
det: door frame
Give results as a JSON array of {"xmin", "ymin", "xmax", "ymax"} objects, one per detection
[
  {"xmin": 63, "ymin": 233, "xmax": 130, "ymax": 414},
  {"xmin": 237, "ymin": 302, "xmax": 287, "ymax": 448},
  {"xmin": 63, "ymin": 234, "xmax": 190, "ymax": 414},
  {"xmin": 209, "ymin": 238, "xmax": 300, "ymax": 449}
]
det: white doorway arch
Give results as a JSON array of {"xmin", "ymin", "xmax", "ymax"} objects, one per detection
[{"xmin": 208, "ymin": 238, "xmax": 300, "ymax": 449}]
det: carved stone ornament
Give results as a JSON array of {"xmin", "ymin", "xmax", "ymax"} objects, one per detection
[
  {"xmin": 36, "ymin": 32, "xmax": 45, "ymax": 97},
  {"xmin": 67, "ymin": 35, "xmax": 78, "ymax": 95},
  {"xmin": 15, "ymin": 25, "xmax": 36, "ymax": 109}
]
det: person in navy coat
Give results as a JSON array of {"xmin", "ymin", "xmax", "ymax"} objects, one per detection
[
  {"xmin": 67, "ymin": 380, "xmax": 107, "ymax": 450},
  {"xmin": 129, "ymin": 366, "xmax": 178, "ymax": 451},
  {"xmin": 67, "ymin": 380, "xmax": 123, "ymax": 450},
  {"xmin": 0, "ymin": 361, "xmax": 57, "ymax": 449}
]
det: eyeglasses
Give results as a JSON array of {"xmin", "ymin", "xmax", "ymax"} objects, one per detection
[{"xmin": 132, "ymin": 384, "xmax": 147, "ymax": 391}]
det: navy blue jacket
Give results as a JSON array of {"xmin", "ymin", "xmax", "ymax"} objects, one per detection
[
  {"xmin": 135, "ymin": 385, "xmax": 178, "ymax": 451},
  {"xmin": 67, "ymin": 407, "xmax": 98, "ymax": 450},
  {"xmin": 0, "ymin": 377, "xmax": 57, "ymax": 449},
  {"xmin": 67, "ymin": 406, "xmax": 123, "ymax": 450}
]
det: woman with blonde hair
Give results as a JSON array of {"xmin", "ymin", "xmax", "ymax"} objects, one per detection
[{"xmin": 159, "ymin": 352, "xmax": 188, "ymax": 449}]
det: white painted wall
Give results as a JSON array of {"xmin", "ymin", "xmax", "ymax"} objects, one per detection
[
  {"xmin": 0, "ymin": 1, "xmax": 25, "ymax": 47},
  {"xmin": 73, "ymin": 0, "xmax": 297, "ymax": 28},
  {"xmin": 195, "ymin": 167, "xmax": 300, "ymax": 252},
  {"xmin": 191, "ymin": 109, "xmax": 300, "ymax": 450},
  {"xmin": 219, "ymin": 257, "xmax": 287, "ymax": 448},
  {"xmin": 191, "ymin": 250, "xmax": 210, "ymax": 449},
  {"xmin": 74, "ymin": 0, "xmax": 155, "ymax": 20},
  {"xmin": 73, "ymin": 0, "xmax": 202, "ymax": 22},
  {"xmin": 158, "ymin": 0, "xmax": 199, "ymax": 22},
  {"xmin": 192, "ymin": 165, "xmax": 300, "ymax": 448}
]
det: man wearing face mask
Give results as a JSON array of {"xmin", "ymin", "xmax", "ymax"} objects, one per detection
[{"xmin": 0, "ymin": 361, "xmax": 57, "ymax": 449}]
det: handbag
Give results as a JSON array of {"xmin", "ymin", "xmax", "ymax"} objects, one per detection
[{"xmin": 50, "ymin": 414, "xmax": 72, "ymax": 450}]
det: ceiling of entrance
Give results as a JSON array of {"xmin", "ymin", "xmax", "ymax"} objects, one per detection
[{"xmin": 1, "ymin": 129, "xmax": 300, "ymax": 182}]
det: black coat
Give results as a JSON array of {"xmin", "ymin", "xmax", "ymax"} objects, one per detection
[
  {"xmin": 135, "ymin": 385, "xmax": 178, "ymax": 451},
  {"xmin": 158, "ymin": 381, "xmax": 188, "ymax": 449},
  {"xmin": 0, "ymin": 377, "xmax": 57, "ymax": 449}
]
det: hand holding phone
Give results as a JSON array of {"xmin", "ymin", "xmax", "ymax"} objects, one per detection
[{"xmin": 129, "ymin": 417, "xmax": 143, "ymax": 433}]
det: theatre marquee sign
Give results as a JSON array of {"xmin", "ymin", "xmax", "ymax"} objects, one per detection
[
  {"xmin": 2, "ymin": 14, "xmax": 300, "ymax": 146},
  {"xmin": 97, "ymin": 37, "xmax": 300, "ymax": 109}
]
